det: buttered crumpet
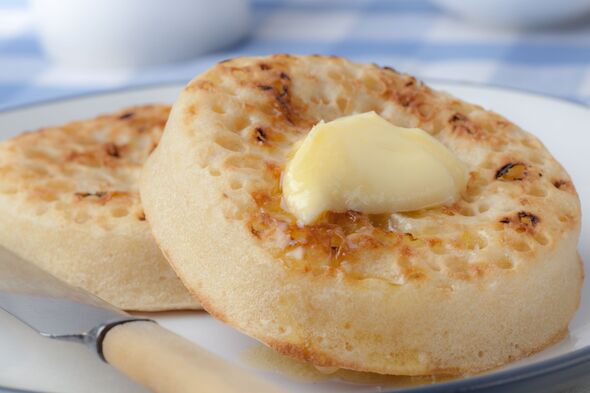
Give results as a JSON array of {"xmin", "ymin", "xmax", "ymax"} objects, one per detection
[
  {"xmin": 0, "ymin": 105, "xmax": 198, "ymax": 311},
  {"xmin": 140, "ymin": 55, "xmax": 582, "ymax": 374}
]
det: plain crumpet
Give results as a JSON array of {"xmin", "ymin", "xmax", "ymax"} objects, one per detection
[
  {"xmin": 0, "ymin": 105, "xmax": 198, "ymax": 311},
  {"xmin": 140, "ymin": 55, "xmax": 582, "ymax": 374}
]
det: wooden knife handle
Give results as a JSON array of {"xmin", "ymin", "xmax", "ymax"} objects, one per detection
[{"xmin": 102, "ymin": 320, "xmax": 284, "ymax": 393}]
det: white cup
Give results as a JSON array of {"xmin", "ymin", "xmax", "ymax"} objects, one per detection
[
  {"xmin": 432, "ymin": 0, "xmax": 590, "ymax": 28},
  {"xmin": 30, "ymin": 0, "xmax": 251, "ymax": 68}
]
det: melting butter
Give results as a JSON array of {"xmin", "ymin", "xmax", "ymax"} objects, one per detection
[
  {"xmin": 240, "ymin": 344, "xmax": 448, "ymax": 388},
  {"xmin": 282, "ymin": 112, "xmax": 467, "ymax": 224}
]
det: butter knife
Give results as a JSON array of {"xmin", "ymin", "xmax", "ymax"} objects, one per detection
[{"xmin": 0, "ymin": 247, "xmax": 282, "ymax": 393}]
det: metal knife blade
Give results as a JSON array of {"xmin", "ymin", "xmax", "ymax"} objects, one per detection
[
  {"xmin": 0, "ymin": 246, "xmax": 147, "ymax": 355},
  {"xmin": 0, "ymin": 247, "xmax": 286, "ymax": 393}
]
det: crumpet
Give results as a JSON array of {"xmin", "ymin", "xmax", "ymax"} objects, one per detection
[
  {"xmin": 141, "ymin": 55, "xmax": 582, "ymax": 374},
  {"xmin": 0, "ymin": 105, "xmax": 198, "ymax": 311}
]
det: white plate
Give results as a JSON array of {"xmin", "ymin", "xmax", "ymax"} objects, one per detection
[{"xmin": 0, "ymin": 82, "xmax": 589, "ymax": 393}]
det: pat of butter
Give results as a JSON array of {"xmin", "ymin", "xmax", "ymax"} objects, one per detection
[{"xmin": 281, "ymin": 112, "xmax": 467, "ymax": 225}]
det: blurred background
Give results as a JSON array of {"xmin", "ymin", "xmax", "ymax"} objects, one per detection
[{"xmin": 1, "ymin": 0, "xmax": 590, "ymax": 110}]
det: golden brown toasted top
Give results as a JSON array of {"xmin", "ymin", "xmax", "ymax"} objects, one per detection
[
  {"xmin": 0, "ymin": 104, "xmax": 169, "ymax": 232},
  {"xmin": 177, "ymin": 54, "xmax": 580, "ymax": 285}
]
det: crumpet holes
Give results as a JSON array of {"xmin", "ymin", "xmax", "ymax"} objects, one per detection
[
  {"xmin": 224, "ymin": 155, "xmax": 262, "ymax": 170},
  {"xmin": 493, "ymin": 222, "xmax": 506, "ymax": 231},
  {"xmin": 553, "ymin": 180, "xmax": 570, "ymax": 190},
  {"xmin": 430, "ymin": 241, "xmax": 446, "ymax": 255},
  {"xmin": 510, "ymin": 239, "xmax": 531, "ymax": 253},
  {"xmin": 417, "ymin": 103, "xmax": 434, "ymax": 118},
  {"xmin": 74, "ymin": 211, "xmax": 90, "ymax": 223},
  {"xmin": 211, "ymin": 103, "xmax": 225, "ymax": 114},
  {"xmin": 111, "ymin": 207, "xmax": 129, "ymax": 218},
  {"xmin": 39, "ymin": 191, "xmax": 58, "ymax": 202},
  {"xmin": 230, "ymin": 179, "xmax": 242, "ymax": 190},
  {"xmin": 336, "ymin": 96, "xmax": 349, "ymax": 112},
  {"xmin": 458, "ymin": 205, "xmax": 475, "ymax": 217},
  {"xmin": 45, "ymin": 179, "xmax": 73, "ymax": 192},
  {"xmin": 478, "ymin": 203, "xmax": 490, "ymax": 213},
  {"xmin": 362, "ymin": 74, "xmax": 382, "ymax": 92},
  {"xmin": 229, "ymin": 115, "xmax": 250, "ymax": 132},
  {"xmin": 458, "ymin": 232, "xmax": 487, "ymax": 250},
  {"xmin": 527, "ymin": 185, "xmax": 547, "ymax": 197},
  {"xmin": 495, "ymin": 257, "xmax": 514, "ymax": 269},
  {"xmin": 495, "ymin": 162, "xmax": 527, "ymax": 181},
  {"xmin": 533, "ymin": 232, "xmax": 550, "ymax": 246},
  {"xmin": 447, "ymin": 259, "xmax": 471, "ymax": 279},
  {"xmin": 24, "ymin": 149, "xmax": 52, "ymax": 161},
  {"xmin": 214, "ymin": 134, "xmax": 245, "ymax": 152}
]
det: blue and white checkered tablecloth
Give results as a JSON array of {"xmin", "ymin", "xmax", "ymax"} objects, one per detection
[
  {"xmin": 0, "ymin": 2, "xmax": 590, "ymax": 393},
  {"xmin": 1, "ymin": 0, "xmax": 590, "ymax": 111}
]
